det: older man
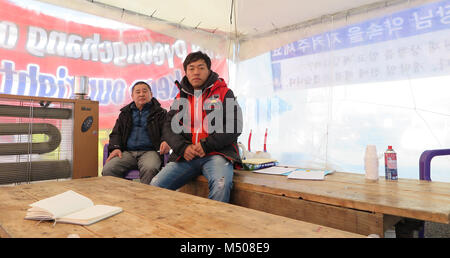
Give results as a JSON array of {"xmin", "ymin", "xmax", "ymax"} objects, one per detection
[{"xmin": 102, "ymin": 81, "xmax": 170, "ymax": 184}]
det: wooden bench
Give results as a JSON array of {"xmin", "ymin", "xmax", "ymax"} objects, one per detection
[{"xmin": 179, "ymin": 170, "xmax": 450, "ymax": 237}]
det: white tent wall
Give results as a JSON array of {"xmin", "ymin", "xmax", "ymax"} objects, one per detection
[
  {"xmin": 233, "ymin": 0, "xmax": 450, "ymax": 182},
  {"xmin": 36, "ymin": 0, "xmax": 234, "ymax": 60},
  {"xmin": 236, "ymin": 0, "xmax": 439, "ymax": 60},
  {"xmin": 37, "ymin": 0, "xmax": 436, "ymax": 61},
  {"xmin": 9, "ymin": 0, "xmax": 450, "ymax": 182}
]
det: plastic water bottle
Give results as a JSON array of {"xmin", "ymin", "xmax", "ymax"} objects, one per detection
[
  {"xmin": 384, "ymin": 146, "xmax": 398, "ymax": 180},
  {"xmin": 364, "ymin": 145, "xmax": 379, "ymax": 182}
]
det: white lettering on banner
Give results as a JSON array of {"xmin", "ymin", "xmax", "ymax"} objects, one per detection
[
  {"xmin": 284, "ymin": 43, "xmax": 296, "ymax": 55},
  {"xmin": 23, "ymin": 25, "xmax": 189, "ymax": 67},
  {"xmin": 112, "ymin": 41, "xmax": 127, "ymax": 66},
  {"xmin": 82, "ymin": 33, "xmax": 100, "ymax": 61},
  {"xmin": 153, "ymin": 43, "xmax": 165, "ymax": 66},
  {"xmin": 164, "ymin": 44, "xmax": 175, "ymax": 68},
  {"xmin": 366, "ymin": 23, "xmax": 384, "ymax": 40},
  {"xmin": 66, "ymin": 34, "xmax": 83, "ymax": 58},
  {"xmin": 312, "ymin": 36, "xmax": 325, "ymax": 50},
  {"xmin": 141, "ymin": 42, "xmax": 153, "ymax": 65},
  {"xmin": 165, "ymin": 40, "xmax": 188, "ymax": 68},
  {"xmin": 384, "ymin": 17, "xmax": 404, "ymax": 35},
  {"xmin": 0, "ymin": 21, "xmax": 19, "ymax": 49},
  {"xmin": 99, "ymin": 41, "xmax": 114, "ymax": 63},
  {"xmin": 413, "ymin": 9, "xmax": 434, "ymax": 30},
  {"xmin": 436, "ymin": 4, "xmax": 450, "ymax": 24},
  {"xmin": 327, "ymin": 33, "xmax": 342, "ymax": 48},
  {"xmin": 296, "ymin": 39, "xmax": 310, "ymax": 53},
  {"xmin": 271, "ymin": 47, "xmax": 283, "ymax": 57},
  {"xmin": 47, "ymin": 30, "xmax": 67, "ymax": 56},
  {"xmin": 151, "ymin": 69, "xmax": 182, "ymax": 100},
  {"xmin": 348, "ymin": 26, "xmax": 364, "ymax": 44},
  {"xmin": 26, "ymin": 26, "xmax": 48, "ymax": 56},
  {"xmin": 174, "ymin": 40, "xmax": 188, "ymax": 61},
  {"xmin": 127, "ymin": 42, "xmax": 142, "ymax": 64}
]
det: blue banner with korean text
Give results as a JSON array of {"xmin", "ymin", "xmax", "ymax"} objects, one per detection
[
  {"xmin": 270, "ymin": 0, "xmax": 450, "ymax": 91},
  {"xmin": 271, "ymin": 0, "xmax": 450, "ymax": 62}
]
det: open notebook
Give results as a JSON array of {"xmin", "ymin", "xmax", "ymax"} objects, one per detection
[{"xmin": 25, "ymin": 190, "xmax": 122, "ymax": 226}]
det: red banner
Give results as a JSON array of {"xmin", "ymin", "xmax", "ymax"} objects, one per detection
[{"xmin": 0, "ymin": 0, "xmax": 228, "ymax": 132}]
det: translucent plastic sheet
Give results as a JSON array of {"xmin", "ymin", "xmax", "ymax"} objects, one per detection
[
  {"xmin": 232, "ymin": 0, "xmax": 450, "ymax": 182},
  {"xmin": 2, "ymin": 0, "xmax": 450, "ymax": 183}
]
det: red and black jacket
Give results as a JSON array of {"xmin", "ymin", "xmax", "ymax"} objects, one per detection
[{"xmin": 163, "ymin": 71, "xmax": 243, "ymax": 165}]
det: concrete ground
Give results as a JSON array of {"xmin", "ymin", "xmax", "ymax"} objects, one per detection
[
  {"xmin": 425, "ymin": 221, "xmax": 450, "ymax": 238},
  {"xmin": 385, "ymin": 221, "xmax": 450, "ymax": 238}
]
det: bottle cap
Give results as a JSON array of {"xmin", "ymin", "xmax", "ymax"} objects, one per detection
[{"xmin": 388, "ymin": 145, "xmax": 392, "ymax": 149}]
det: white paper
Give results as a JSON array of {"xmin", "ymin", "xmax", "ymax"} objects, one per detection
[
  {"xmin": 29, "ymin": 190, "xmax": 93, "ymax": 218},
  {"xmin": 252, "ymin": 166, "xmax": 297, "ymax": 175},
  {"xmin": 57, "ymin": 205, "xmax": 123, "ymax": 225},
  {"xmin": 287, "ymin": 170, "xmax": 325, "ymax": 180}
]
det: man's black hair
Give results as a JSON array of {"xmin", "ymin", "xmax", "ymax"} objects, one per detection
[
  {"xmin": 131, "ymin": 81, "xmax": 151, "ymax": 93},
  {"xmin": 183, "ymin": 51, "xmax": 211, "ymax": 71}
]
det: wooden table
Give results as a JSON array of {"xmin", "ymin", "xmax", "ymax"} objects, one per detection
[
  {"xmin": 0, "ymin": 176, "xmax": 364, "ymax": 238},
  {"xmin": 179, "ymin": 170, "xmax": 450, "ymax": 237}
]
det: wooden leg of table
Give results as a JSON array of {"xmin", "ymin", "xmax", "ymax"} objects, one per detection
[{"xmin": 382, "ymin": 215, "xmax": 402, "ymax": 237}]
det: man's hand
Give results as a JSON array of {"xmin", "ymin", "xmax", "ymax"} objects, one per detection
[
  {"xmin": 105, "ymin": 149, "xmax": 122, "ymax": 163},
  {"xmin": 192, "ymin": 143, "xmax": 206, "ymax": 158},
  {"xmin": 183, "ymin": 144, "xmax": 202, "ymax": 161},
  {"xmin": 159, "ymin": 141, "xmax": 171, "ymax": 154}
]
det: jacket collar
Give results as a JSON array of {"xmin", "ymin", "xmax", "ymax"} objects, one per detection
[
  {"xmin": 121, "ymin": 97, "xmax": 162, "ymax": 112},
  {"xmin": 177, "ymin": 71, "xmax": 219, "ymax": 96}
]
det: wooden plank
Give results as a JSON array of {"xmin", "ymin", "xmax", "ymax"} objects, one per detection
[
  {"xmin": 88, "ymin": 177, "xmax": 363, "ymax": 238},
  {"xmin": 178, "ymin": 170, "xmax": 450, "ymax": 227},
  {"xmin": 0, "ymin": 176, "xmax": 364, "ymax": 238},
  {"xmin": 179, "ymin": 179, "xmax": 385, "ymax": 237},
  {"xmin": 233, "ymin": 188, "xmax": 385, "ymax": 237},
  {"xmin": 228, "ymin": 171, "xmax": 450, "ymax": 224}
]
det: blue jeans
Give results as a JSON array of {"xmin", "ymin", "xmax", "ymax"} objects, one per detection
[{"xmin": 150, "ymin": 155, "xmax": 234, "ymax": 203}]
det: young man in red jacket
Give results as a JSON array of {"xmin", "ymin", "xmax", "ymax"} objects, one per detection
[{"xmin": 150, "ymin": 51, "xmax": 242, "ymax": 203}]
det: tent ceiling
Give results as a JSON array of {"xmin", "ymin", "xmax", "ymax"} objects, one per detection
[
  {"xmin": 37, "ymin": 0, "xmax": 418, "ymax": 59},
  {"xmin": 68, "ymin": 0, "xmax": 385, "ymax": 37}
]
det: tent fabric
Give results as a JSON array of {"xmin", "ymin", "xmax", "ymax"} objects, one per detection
[
  {"xmin": 37, "ymin": 0, "xmax": 439, "ymax": 60},
  {"xmin": 3, "ymin": 0, "xmax": 450, "ymax": 182}
]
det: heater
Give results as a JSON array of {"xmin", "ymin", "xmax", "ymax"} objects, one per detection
[{"xmin": 0, "ymin": 94, "xmax": 98, "ymax": 184}]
